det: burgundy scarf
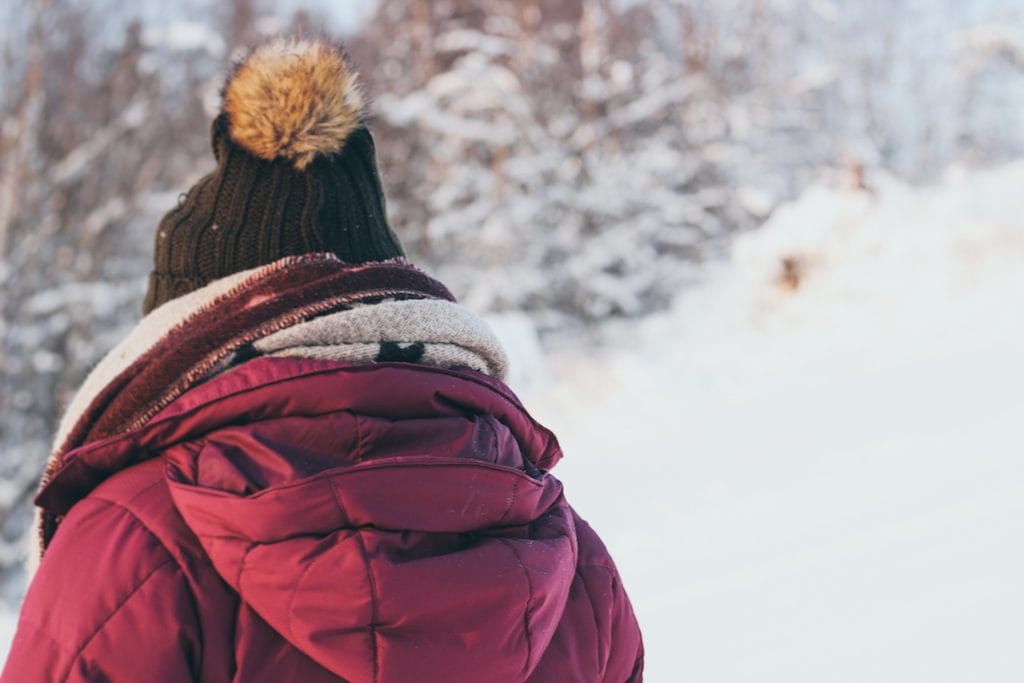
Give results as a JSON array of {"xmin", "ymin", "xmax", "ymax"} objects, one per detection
[{"xmin": 38, "ymin": 255, "xmax": 454, "ymax": 549}]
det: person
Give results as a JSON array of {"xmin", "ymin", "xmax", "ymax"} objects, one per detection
[{"xmin": 2, "ymin": 38, "xmax": 643, "ymax": 682}]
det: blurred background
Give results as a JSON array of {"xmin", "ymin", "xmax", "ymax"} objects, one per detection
[{"xmin": 2, "ymin": 0, "xmax": 1023, "ymax": 679}]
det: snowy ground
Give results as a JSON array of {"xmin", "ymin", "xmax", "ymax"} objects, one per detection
[
  {"xmin": 2, "ymin": 163, "xmax": 1023, "ymax": 677},
  {"xmin": 518, "ymin": 162, "xmax": 1024, "ymax": 681}
]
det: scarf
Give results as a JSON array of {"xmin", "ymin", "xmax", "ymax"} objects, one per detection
[{"xmin": 36, "ymin": 254, "xmax": 508, "ymax": 555}]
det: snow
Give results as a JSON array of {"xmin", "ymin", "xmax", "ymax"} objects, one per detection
[
  {"xmin": 0, "ymin": 611, "xmax": 14, "ymax": 662},
  {"xmin": 513, "ymin": 162, "xmax": 1024, "ymax": 682},
  {"xmin": 3, "ymin": 153, "xmax": 1022, "ymax": 674},
  {"xmin": 4, "ymin": 0, "xmax": 1024, "ymax": 670},
  {"xmin": 141, "ymin": 21, "xmax": 226, "ymax": 57}
]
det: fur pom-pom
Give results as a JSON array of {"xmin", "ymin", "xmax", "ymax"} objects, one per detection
[{"xmin": 223, "ymin": 39, "xmax": 365, "ymax": 170}]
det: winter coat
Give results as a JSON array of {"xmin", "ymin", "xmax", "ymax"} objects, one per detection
[{"xmin": 2, "ymin": 257, "xmax": 643, "ymax": 682}]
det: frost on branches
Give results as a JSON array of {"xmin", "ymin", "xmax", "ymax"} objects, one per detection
[
  {"xmin": 1, "ymin": 0, "xmax": 1024, "ymax": 604},
  {"xmin": 358, "ymin": 0, "xmax": 746, "ymax": 328}
]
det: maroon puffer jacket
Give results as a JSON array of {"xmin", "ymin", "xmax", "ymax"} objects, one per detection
[{"xmin": 4, "ymin": 358, "xmax": 643, "ymax": 681}]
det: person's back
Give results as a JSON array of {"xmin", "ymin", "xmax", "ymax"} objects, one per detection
[{"xmin": 2, "ymin": 40, "xmax": 643, "ymax": 682}]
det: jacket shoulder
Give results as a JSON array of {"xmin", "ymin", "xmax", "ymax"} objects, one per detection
[
  {"xmin": 5, "ymin": 463, "xmax": 201, "ymax": 681},
  {"xmin": 529, "ymin": 510, "xmax": 644, "ymax": 682}
]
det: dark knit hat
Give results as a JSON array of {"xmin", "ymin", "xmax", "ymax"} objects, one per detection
[{"xmin": 143, "ymin": 39, "xmax": 405, "ymax": 314}]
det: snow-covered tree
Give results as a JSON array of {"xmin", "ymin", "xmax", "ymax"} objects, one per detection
[{"xmin": 2, "ymin": 0, "xmax": 1024, "ymax": 602}]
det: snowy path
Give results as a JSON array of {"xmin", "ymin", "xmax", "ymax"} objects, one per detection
[{"xmin": 522, "ymin": 164, "xmax": 1024, "ymax": 681}]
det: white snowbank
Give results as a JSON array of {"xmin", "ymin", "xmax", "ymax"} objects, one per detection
[
  {"xmin": 524, "ymin": 162, "xmax": 1024, "ymax": 682},
  {"xmin": 3, "ymin": 163, "xmax": 1022, "ymax": 677}
]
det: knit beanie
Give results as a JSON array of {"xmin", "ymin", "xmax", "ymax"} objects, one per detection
[{"xmin": 142, "ymin": 39, "xmax": 405, "ymax": 314}]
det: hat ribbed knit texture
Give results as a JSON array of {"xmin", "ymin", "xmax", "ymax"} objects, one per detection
[{"xmin": 143, "ymin": 40, "xmax": 405, "ymax": 314}]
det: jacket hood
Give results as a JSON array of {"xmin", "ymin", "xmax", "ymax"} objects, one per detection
[{"xmin": 39, "ymin": 358, "xmax": 574, "ymax": 681}]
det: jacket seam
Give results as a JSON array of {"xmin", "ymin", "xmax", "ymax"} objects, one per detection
[
  {"xmin": 498, "ymin": 538, "xmax": 535, "ymax": 678},
  {"xmin": 86, "ymin": 492, "xmax": 206, "ymax": 675},
  {"xmin": 479, "ymin": 415, "xmax": 499, "ymax": 465},
  {"xmin": 96, "ymin": 475, "xmax": 164, "ymax": 509},
  {"xmin": 287, "ymin": 537, "xmax": 322, "ymax": 642},
  {"xmin": 487, "ymin": 411, "xmax": 520, "ymax": 524},
  {"xmin": 575, "ymin": 565, "xmax": 607, "ymax": 677},
  {"xmin": 236, "ymin": 542, "xmax": 257, "ymax": 593},
  {"xmin": 169, "ymin": 457, "xmax": 544, "ymax": 502},
  {"xmin": 58, "ymin": 557, "xmax": 175, "ymax": 683},
  {"xmin": 330, "ymin": 478, "xmax": 380, "ymax": 682},
  {"xmin": 11, "ymin": 617, "xmax": 76, "ymax": 657},
  {"xmin": 498, "ymin": 476, "xmax": 519, "ymax": 525},
  {"xmin": 353, "ymin": 412, "xmax": 365, "ymax": 462}
]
